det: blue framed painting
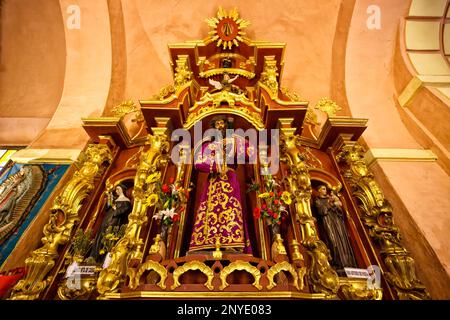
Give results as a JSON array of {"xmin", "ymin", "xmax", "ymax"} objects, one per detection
[{"xmin": 0, "ymin": 163, "xmax": 69, "ymax": 266}]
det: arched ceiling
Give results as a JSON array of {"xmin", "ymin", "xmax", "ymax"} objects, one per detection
[
  {"xmin": 0, "ymin": 0, "xmax": 448, "ymax": 152},
  {"xmin": 0, "ymin": 0, "xmax": 66, "ymax": 145},
  {"xmin": 405, "ymin": 0, "xmax": 450, "ymax": 98}
]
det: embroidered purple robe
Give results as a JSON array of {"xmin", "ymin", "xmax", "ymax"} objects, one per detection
[{"xmin": 189, "ymin": 136, "xmax": 254, "ymax": 253}]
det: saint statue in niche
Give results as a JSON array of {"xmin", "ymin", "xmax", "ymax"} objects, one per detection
[
  {"xmin": 189, "ymin": 116, "xmax": 254, "ymax": 254},
  {"xmin": 89, "ymin": 184, "xmax": 132, "ymax": 262},
  {"xmin": 313, "ymin": 184, "xmax": 357, "ymax": 275}
]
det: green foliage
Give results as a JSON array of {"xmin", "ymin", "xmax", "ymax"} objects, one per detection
[
  {"xmin": 71, "ymin": 229, "xmax": 94, "ymax": 258},
  {"xmin": 246, "ymin": 182, "xmax": 260, "ymax": 193},
  {"xmin": 99, "ymin": 224, "xmax": 126, "ymax": 255}
]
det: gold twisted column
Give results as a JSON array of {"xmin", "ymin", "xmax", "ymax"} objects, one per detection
[
  {"xmin": 9, "ymin": 144, "xmax": 112, "ymax": 300},
  {"xmin": 336, "ymin": 141, "xmax": 430, "ymax": 300},
  {"xmin": 279, "ymin": 120, "xmax": 339, "ymax": 296},
  {"xmin": 97, "ymin": 130, "xmax": 169, "ymax": 296}
]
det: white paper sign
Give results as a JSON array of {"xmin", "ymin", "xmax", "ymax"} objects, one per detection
[{"xmin": 344, "ymin": 267, "xmax": 370, "ymax": 279}]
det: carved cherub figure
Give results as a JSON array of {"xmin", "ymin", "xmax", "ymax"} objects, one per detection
[{"xmin": 208, "ymin": 72, "xmax": 241, "ymax": 93}]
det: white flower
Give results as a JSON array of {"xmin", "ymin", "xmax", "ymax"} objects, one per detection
[
  {"xmin": 153, "ymin": 210, "xmax": 164, "ymax": 220},
  {"xmin": 171, "ymin": 185, "xmax": 179, "ymax": 196},
  {"xmin": 162, "ymin": 207, "xmax": 177, "ymax": 219}
]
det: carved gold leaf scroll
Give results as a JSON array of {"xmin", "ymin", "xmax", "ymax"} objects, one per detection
[
  {"xmin": 315, "ymin": 98, "xmax": 341, "ymax": 117},
  {"xmin": 97, "ymin": 131, "xmax": 169, "ymax": 296},
  {"xmin": 279, "ymin": 120, "xmax": 340, "ymax": 296},
  {"xmin": 266, "ymin": 261, "xmax": 300, "ymax": 290},
  {"xmin": 171, "ymin": 261, "xmax": 214, "ymax": 290},
  {"xmin": 339, "ymin": 278, "xmax": 383, "ymax": 300},
  {"xmin": 219, "ymin": 260, "xmax": 262, "ymax": 290},
  {"xmin": 336, "ymin": 143, "xmax": 430, "ymax": 300},
  {"xmin": 9, "ymin": 144, "xmax": 112, "ymax": 300},
  {"xmin": 260, "ymin": 56, "xmax": 279, "ymax": 98},
  {"xmin": 135, "ymin": 261, "xmax": 168, "ymax": 290},
  {"xmin": 174, "ymin": 55, "xmax": 193, "ymax": 91}
]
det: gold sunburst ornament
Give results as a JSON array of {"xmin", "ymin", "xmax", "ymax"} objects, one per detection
[{"xmin": 205, "ymin": 7, "xmax": 250, "ymax": 50}]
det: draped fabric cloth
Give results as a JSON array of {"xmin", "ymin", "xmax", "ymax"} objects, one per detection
[
  {"xmin": 189, "ymin": 136, "xmax": 253, "ymax": 253},
  {"xmin": 314, "ymin": 196, "xmax": 357, "ymax": 271}
]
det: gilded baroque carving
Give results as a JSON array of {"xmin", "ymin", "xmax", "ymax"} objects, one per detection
[
  {"xmin": 297, "ymin": 266, "xmax": 307, "ymax": 291},
  {"xmin": 280, "ymin": 87, "xmax": 301, "ymax": 102},
  {"xmin": 279, "ymin": 124, "xmax": 339, "ymax": 296},
  {"xmin": 96, "ymin": 133, "xmax": 169, "ymax": 296},
  {"xmin": 315, "ymin": 98, "xmax": 342, "ymax": 117},
  {"xmin": 336, "ymin": 143, "xmax": 430, "ymax": 300},
  {"xmin": 339, "ymin": 278, "xmax": 383, "ymax": 300},
  {"xmin": 205, "ymin": 6, "xmax": 250, "ymax": 50},
  {"xmin": 199, "ymin": 91, "xmax": 249, "ymax": 108},
  {"xmin": 174, "ymin": 55, "xmax": 193, "ymax": 90},
  {"xmin": 151, "ymin": 84, "xmax": 176, "ymax": 101},
  {"xmin": 199, "ymin": 68, "xmax": 255, "ymax": 79},
  {"xmin": 111, "ymin": 100, "xmax": 144, "ymax": 136},
  {"xmin": 289, "ymin": 239, "xmax": 304, "ymax": 262},
  {"xmin": 57, "ymin": 275, "xmax": 98, "ymax": 300},
  {"xmin": 304, "ymin": 238, "xmax": 340, "ymax": 296},
  {"xmin": 126, "ymin": 267, "xmax": 137, "ymax": 290},
  {"xmin": 300, "ymin": 147, "xmax": 323, "ymax": 169},
  {"xmin": 260, "ymin": 56, "xmax": 279, "ymax": 97},
  {"xmin": 112, "ymin": 100, "xmax": 137, "ymax": 117},
  {"xmin": 266, "ymin": 261, "xmax": 300, "ymax": 290},
  {"xmin": 184, "ymin": 92, "xmax": 264, "ymax": 130},
  {"xmin": 9, "ymin": 144, "xmax": 112, "ymax": 300},
  {"xmin": 171, "ymin": 261, "xmax": 214, "ymax": 290},
  {"xmin": 305, "ymin": 107, "xmax": 320, "ymax": 126},
  {"xmin": 219, "ymin": 261, "xmax": 262, "ymax": 290},
  {"xmin": 135, "ymin": 260, "xmax": 168, "ymax": 290}
]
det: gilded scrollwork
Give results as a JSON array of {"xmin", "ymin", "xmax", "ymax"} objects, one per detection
[
  {"xmin": 151, "ymin": 84, "xmax": 176, "ymax": 101},
  {"xmin": 304, "ymin": 238, "xmax": 340, "ymax": 296},
  {"xmin": 184, "ymin": 103, "xmax": 264, "ymax": 131},
  {"xmin": 134, "ymin": 261, "xmax": 168, "ymax": 290},
  {"xmin": 174, "ymin": 55, "xmax": 193, "ymax": 91},
  {"xmin": 97, "ymin": 132, "xmax": 169, "ymax": 296},
  {"xmin": 315, "ymin": 98, "xmax": 342, "ymax": 117},
  {"xmin": 289, "ymin": 239, "xmax": 304, "ymax": 262},
  {"xmin": 297, "ymin": 266, "xmax": 307, "ymax": 291},
  {"xmin": 280, "ymin": 87, "xmax": 301, "ymax": 102},
  {"xmin": 111, "ymin": 100, "xmax": 137, "ymax": 117},
  {"xmin": 339, "ymin": 278, "xmax": 383, "ymax": 300},
  {"xmin": 9, "ymin": 144, "xmax": 112, "ymax": 300},
  {"xmin": 304, "ymin": 107, "xmax": 320, "ymax": 126},
  {"xmin": 266, "ymin": 261, "xmax": 300, "ymax": 290},
  {"xmin": 171, "ymin": 261, "xmax": 214, "ymax": 290},
  {"xmin": 336, "ymin": 143, "xmax": 430, "ymax": 300},
  {"xmin": 219, "ymin": 261, "xmax": 262, "ymax": 290},
  {"xmin": 57, "ymin": 275, "xmax": 98, "ymax": 300},
  {"xmin": 279, "ymin": 123, "xmax": 339, "ymax": 296},
  {"xmin": 126, "ymin": 267, "xmax": 137, "ymax": 290},
  {"xmin": 260, "ymin": 56, "xmax": 279, "ymax": 97},
  {"xmin": 198, "ymin": 90, "xmax": 250, "ymax": 108}
]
